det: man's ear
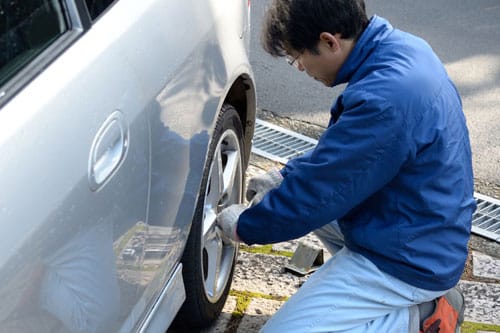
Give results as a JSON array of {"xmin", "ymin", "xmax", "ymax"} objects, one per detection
[{"xmin": 319, "ymin": 32, "xmax": 340, "ymax": 52}]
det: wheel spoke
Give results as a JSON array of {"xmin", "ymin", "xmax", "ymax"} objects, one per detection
[
  {"xmin": 203, "ymin": 148, "xmax": 222, "ymax": 237},
  {"xmin": 204, "ymin": 230, "xmax": 223, "ymax": 298},
  {"xmin": 203, "ymin": 207, "xmax": 217, "ymax": 238},
  {"xmin": 206, "ymin": 148, "xmax": 223, "ymax": 209},
  {"xmin": 221, "ymin": 149, "xmax": 240, "ymax": 203}
]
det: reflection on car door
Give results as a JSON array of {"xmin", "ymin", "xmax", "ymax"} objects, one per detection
[
  {"xmin": 0, "ymin": 2, "xmax": 150, "ymax": 333},
  {"xmin": 123, "ymin": 0, "xmax": 226, "ymax": 326}
]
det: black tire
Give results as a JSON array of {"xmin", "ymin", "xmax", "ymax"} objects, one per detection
[{"xmin": 172, "ymin": 104, "xmax": 244, "ymax": 330}]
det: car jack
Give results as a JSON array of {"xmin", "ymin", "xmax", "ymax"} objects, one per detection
[{"xmin": 285, "ymin": 242, "xmax": 324, "ymax": 276}]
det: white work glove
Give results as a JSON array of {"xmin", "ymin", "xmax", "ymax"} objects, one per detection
[
  {"xmin": 217, "ymin": 204, "xmax": 247, "ymax": 242},
  {"xmin": 246, "ymin": 168, "xmax": 283, "ymax": 205}
]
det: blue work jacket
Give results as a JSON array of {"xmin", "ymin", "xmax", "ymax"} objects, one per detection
[{"xmin": 238, "ymin": 16, "xmax": 476, "ymax": 291}]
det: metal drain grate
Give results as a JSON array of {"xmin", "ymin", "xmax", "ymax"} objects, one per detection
[
  {"xmin": 251, "ymin": 119, "xmax": 500, "ymax": 242},
  {"xmin": 473, "ymin": 193, "xmax": 500, "ymax": 242},
  {"xmin": 251, "ymin": 119, "xmax": 318, "ymax": 164}
]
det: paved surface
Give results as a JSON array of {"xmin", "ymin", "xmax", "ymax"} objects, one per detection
[{"xmin": 199, "ymin": 154, "xmax": 500, "ymax": 333}]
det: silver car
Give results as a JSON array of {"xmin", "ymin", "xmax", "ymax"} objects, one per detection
[{"xmin": 0, "ymin": 0, "xmax": 256, "ymax": 332}]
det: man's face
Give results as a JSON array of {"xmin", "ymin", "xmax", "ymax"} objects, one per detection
[{"xmin": 287, "ymin": 33, "xmax": 351, "ymax": 87}]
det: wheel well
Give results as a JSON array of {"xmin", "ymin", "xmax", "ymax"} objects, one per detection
[{"xmin": 224, "ymin": 75, "xmax": 256, "ymax": 168}]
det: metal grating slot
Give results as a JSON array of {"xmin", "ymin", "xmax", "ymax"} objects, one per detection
[
  {"xmin": 472, "ymin": 193, "xmax": 500, "ymax": 242},
  {"xmin": 251, "ymin": 119, "xmax": 500, "ymax": 243},
  {"xmin": 251, "ymin": 119, "xmax": 318, "ymax": 164}
]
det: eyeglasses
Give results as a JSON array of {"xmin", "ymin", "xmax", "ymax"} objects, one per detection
[{"xmin": 286, "ymin": 54, "xmax": 300, "ymax": 68}]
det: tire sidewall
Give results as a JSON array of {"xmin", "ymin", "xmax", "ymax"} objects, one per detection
[{"xmin": 174, "ymin": 104, "xmax": 244, "ymax": 328}]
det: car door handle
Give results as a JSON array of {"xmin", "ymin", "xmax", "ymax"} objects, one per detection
[{"xmin": 88, "ymin": 110, "xmax": 129, "ymax": 191}]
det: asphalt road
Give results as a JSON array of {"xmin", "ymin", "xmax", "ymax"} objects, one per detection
[{"xmin": 249, "ymin": 0, "xmax": 500, "ymax": 184}]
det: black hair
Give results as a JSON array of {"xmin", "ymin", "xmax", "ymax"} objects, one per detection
[{"xmin": 262, "ymin": 0, "xmax": 368, "ymax": 56}]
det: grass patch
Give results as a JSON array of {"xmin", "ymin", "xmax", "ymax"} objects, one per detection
[
  {"xmin": 239, "ymin": 244, "xmax": 294, "ymax": 258},
  {"xmin": 461, "ymin": 321, "xmax": 500, "ymax": 333}
]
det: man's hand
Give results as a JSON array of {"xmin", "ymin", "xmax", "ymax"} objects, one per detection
[
  {"xmin": 217, "ymin": 204, "xmax": 247, "ymax": 242},
  {"xmin": 246, "ymin": 168, "xmax": 283, "ymax": 205}
]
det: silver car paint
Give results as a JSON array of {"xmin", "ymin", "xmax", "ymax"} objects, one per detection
[{"xmin": 0, "ymin": 0, "xmax": 254, "ymax": 332}]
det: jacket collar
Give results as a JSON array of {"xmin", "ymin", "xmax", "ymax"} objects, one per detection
[{"xmin": 333, "ymin": 16, "xmax": 394, "ymax": 86}]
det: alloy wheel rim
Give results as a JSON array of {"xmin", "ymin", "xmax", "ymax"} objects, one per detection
[{"xmin": 201, "ymin": 129, "xmax": 242, "ymax": 302}]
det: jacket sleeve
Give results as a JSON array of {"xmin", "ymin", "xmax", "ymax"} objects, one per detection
[
  {"xmin": 280, "ymin": 150, "xmax": 313, "ymax": 177},
  {"xmin": 237, "ymin": 90, "xmax": 410, "ymax": 245}
]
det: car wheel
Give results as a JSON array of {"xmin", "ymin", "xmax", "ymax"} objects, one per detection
[{"xmin": 173, "ymin": 104, "xmax": 244, "ymax": 329}]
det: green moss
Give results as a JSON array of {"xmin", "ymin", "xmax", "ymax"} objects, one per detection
[
  {"xmin": 230, "ymin": 291, "xmax": 252, "ymax": 318},
  {"xmin": 239, "ymin": 244, "xmax": 294, "ymax": 258},
  {"xmin": 229, "ymin": 290, "xmax": 289, "ymax": 318},
  {"xmin": 461, "ymin": 321, "xmax": 500, "ymax": 333},
  {"xmin": 230, "ymin": 289, "xmax": 288, "ymax": 302}
]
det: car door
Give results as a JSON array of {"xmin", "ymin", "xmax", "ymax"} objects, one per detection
[
  {"xmin": 0, "ymin": 1, "xmax": 150, "ymax": 332},
  {"xmin": 130, "ymin": 0, "xmax": 254, "ymax": 329},
  {"xmin": 122, "ymin": 0, "xmax": 233, "ymax": 326}
]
